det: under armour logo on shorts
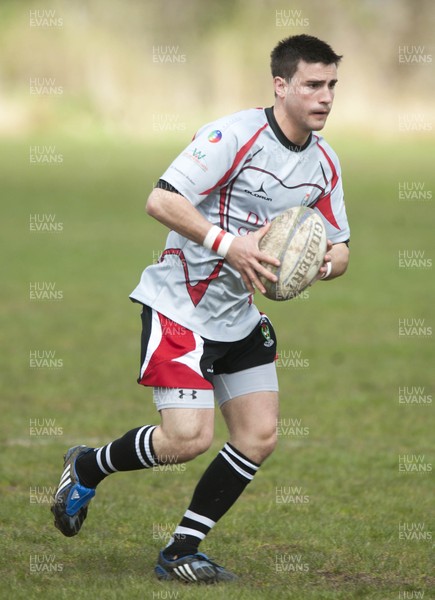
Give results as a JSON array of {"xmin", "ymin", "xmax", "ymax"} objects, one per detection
[{"xmin": 178, "ymin": 389, "xmax": 198, "ymax": 399}]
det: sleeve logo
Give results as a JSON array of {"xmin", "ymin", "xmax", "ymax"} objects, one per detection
[
  {"xmin": 208, "ymin": 130, "xmax": 222, "ymax": 143},
  {"xmin": 182, "ymin": 147, "xmax": 208, "ymax": 172}
]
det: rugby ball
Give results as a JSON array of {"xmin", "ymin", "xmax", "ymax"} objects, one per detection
[{"xmin": 259, "ymin": 207, "xmax": 327, "ymax": 300}]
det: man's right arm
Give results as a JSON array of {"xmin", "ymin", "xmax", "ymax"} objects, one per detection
[
  {"xmin": 146, "ymin": 187, "xmax": 279, "ymax": 295},
  {"xmin": 146, "ymin": 187, "xmax": 211, "ymax": 245}
]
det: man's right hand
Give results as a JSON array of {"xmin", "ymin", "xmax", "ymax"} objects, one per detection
[{"xmin": 225, "ymin": 224, "xmax": 280, "ymax": 294}]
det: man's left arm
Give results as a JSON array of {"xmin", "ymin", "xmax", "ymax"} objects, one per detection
[
  {"xmin": 317, "ymin": 241, "xmax": 349, "ymax": 281},
  {"xmin": 315, "ymin": 148, "xmax": 350, "ymax": 281}
]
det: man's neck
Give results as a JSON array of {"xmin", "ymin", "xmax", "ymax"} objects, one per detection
[{"xmin": 273, "ymin": 104, "xmax": 310, "ymax": 146}]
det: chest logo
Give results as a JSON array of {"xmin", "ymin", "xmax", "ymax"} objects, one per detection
[{"xmin": 244, "ymin": 183, "xmax": 273, "ymax": 202}]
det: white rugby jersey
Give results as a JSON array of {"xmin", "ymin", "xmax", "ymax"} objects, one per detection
[{"xmin": 130, "ymin": 107, "xmax": 350, "ymax": 341}]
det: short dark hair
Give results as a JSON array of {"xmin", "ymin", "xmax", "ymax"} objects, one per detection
[{"xmin": 270, "ymin": 34, "xmax": 343, "ymax": 81}]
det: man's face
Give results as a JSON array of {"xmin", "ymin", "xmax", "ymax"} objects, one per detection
[{"xmin": 275, "ymin": 60, "xmax": 338, "ymax": 139}]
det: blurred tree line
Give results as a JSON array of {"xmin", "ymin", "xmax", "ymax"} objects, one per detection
[{"xmin": 0, "ymin": 0, "xmax": 433, "ymax": 136}]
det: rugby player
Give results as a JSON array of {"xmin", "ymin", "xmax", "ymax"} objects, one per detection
[{"xmin": 51, "ymin": 34, "xmax": 350, "ymax": 584}]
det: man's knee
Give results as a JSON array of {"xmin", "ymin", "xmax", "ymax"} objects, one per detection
[
  {"xmin": 255, "ymin": 426, "xmax": 278, "ymax": 462},
  {"xmin": 221, "ymin": 390, "xmax": 279, "ymax": 464},
  {"xmin": 230, "ymin": 423, "xmax": 277, "ymax": 465},
  {"xmin": 158, "ymin": 412, "xmax": 214, "ymax": 462},
  {"xmin": 175, "ymin": 429, "xmax": 213, "ymax": 461}
]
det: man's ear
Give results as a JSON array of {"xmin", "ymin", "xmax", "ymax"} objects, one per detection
[{"xmin": 273, "ymin": 76, "xmax": 287, "ymax": 99}]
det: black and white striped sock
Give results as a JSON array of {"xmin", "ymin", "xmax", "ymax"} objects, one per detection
[
  {"xmin": 163, "ymin": 442, "xmax": 259, "ymax": 558},
  {"xmin": 76, "ymin": 425, "xmax": 158, "ymax": 488}
]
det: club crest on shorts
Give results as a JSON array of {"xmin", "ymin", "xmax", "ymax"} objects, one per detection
[{"xmin": 260, "ymin": 318, "xmax": 274, "ymax": 347}]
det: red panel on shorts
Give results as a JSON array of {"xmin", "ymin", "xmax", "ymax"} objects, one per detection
[{"xmin": 138, "ymin": 313, "xmax": 213, "ymax": 390}]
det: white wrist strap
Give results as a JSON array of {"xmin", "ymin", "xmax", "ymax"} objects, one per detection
[
  {"xmin": 320, "ymin": 261, "xmax": 332, "ymax": 279},
  {"xmin": 203, "ymin": 225, "xmax": 235, "ymax": 258}
]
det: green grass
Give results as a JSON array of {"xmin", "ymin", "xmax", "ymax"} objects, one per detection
[{"xmin": 1, "ymin": 133, "xmax": 434, "ymax": 599}]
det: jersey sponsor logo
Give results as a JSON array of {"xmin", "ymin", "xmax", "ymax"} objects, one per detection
[
  {"xmin": 178, "ymin": 389, "xmax": 198, "ymax": 399},
  {"xmin": 244, "ymin": 182, "xmax": 273, "ymax": 202},
  {"xmin": 170, "ymin": 165, "xmax": 196, "ymax": 186},
  {"xmin": 237, "ymin": 210, "xmax": 270, "ymax": 236},
  {"xmin": 192, "ymin": 148, "xmax": 206, "ymax": 160},
  {"xmin": 208, "ymin": 130, "xmax": 222, "ymax": 143},
  {"xmin": 182, "ymin": 147, "xmax": 208, "ymax": 171}
]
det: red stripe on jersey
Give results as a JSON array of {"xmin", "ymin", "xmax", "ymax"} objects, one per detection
[
  {"xmin": 314, "ymin": 140, "xmax": 341, "ymax": 230},
  {"xmin": 219, "ymin": 186, "xmax": 227, "ymax": 229},
  {"xmin": 316, "ymin": 141, "xmax": 339, "ymax": 190},
  {"xmin": 314, "ymin": 192, "xmax": 340, "ymax": 230},
  {"xmin": 200, "ymin": 123, "xmax": 269, "ymax": 195},
  {"xmin": 160, "ymin": 248, "xmax": 225, "ymax": 306},
  {"xmin": 211, "ymin": 229, "xmax": 226, "ymax": 252}
]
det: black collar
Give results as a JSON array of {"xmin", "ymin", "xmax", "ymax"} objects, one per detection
[{"xmin": 265, "ymin": 106, "xmax": 312, "ymax": 152}]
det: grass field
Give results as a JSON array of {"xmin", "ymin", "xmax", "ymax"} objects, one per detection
[{"xmin": 1, "ymin": 132, "xmax": 434, "ymax": 600}]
